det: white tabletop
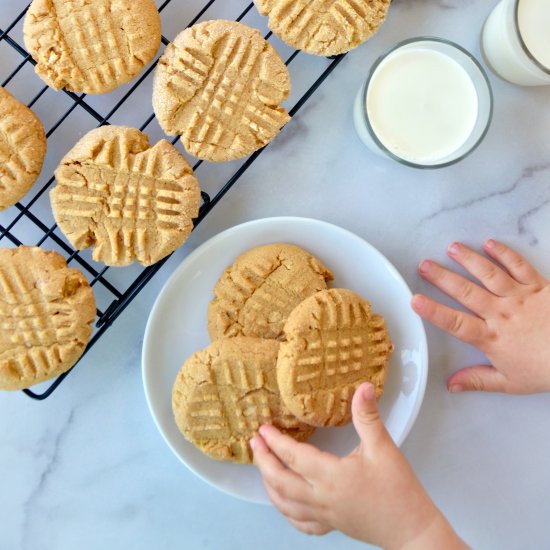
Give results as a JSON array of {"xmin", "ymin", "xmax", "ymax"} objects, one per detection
[{"xmin": 1, "ymin": 1, "xmax": 550, "ymax": 549}]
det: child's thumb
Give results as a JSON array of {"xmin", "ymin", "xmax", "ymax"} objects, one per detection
[{"xmin": 352, "ymin": 383, "xmax": 388, "ymax": 446}]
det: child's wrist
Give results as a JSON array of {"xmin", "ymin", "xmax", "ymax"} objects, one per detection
[{"xmin": 396, "ymin": 512, "xmax": 467, "ymax": 550}]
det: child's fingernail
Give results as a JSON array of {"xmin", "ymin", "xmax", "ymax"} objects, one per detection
[
  {"xmin": 259, "ymin": 425, "xmax": 270, "ymax": 437},
  {"xmin": 249, "ymin": 438, "xmax": 258, "ymax": 451},
  {"xmin": 419, "ymin": 260, "xmax": 432, "ymax": 274},
  {"xmin": 485, "ymin": 239, "xmax": 496, "ymax": 250},
  {"xmin": 361, "ymin": 383, "xmax": 375, "ymax": 401},
  {"xmin": 449, "ymin": 384, "xmax": 464, "ymax": 393},
  {"xmin": 448, "ymin": 242, "xmax": 461, "ymax": 256},
  {"xmin": 412, "ymin": 295, "xmax": 426, "ymax": 311}
]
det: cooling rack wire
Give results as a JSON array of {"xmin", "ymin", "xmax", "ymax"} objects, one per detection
[{"xmin": 0, "ymin": 0, "xmax": 346, "ymax": 399}]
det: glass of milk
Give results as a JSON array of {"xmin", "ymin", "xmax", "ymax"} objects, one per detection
[
  {"xmin": 482, "ymin": 0, "xmax": 550, "ymax": 85},
  {"xmin": 353, "ymin": 37, "xmax": 493, "ymax": 169}
]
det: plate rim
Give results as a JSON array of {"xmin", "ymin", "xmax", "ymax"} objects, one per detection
[{"xmin": 142, "ymin": 216, "xmax": 429, "ymax": 503}]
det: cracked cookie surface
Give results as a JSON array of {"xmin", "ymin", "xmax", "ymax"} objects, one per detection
[
  {"xmin": 277, "ymin": 288, "xmax": 393, "ymax": 427},
  {"xmin": 51, "ymin": 126, "xmax": 201, "ymax": 266},
  {"xmin": 0, "ymin": 87, "xmax": 47, "ymax": 210},
  {"xmin": 23, "ymin": 0, "xmax": 161, "ymax": 94},
  {"xmin": 0, "ymin": 246, "xmax": 96, "ymax": 391},
  {"xmin": 153, "ymin": 19, "xmax": 291, "ymax": 162},
  {"xmin": 208, "ymin": 243, "xmax": 333, "ymax": 341},
  {"xmin": 172, "ymin": 337, "xmax": 315, "ymax": 464},
  {"xmin": 254, "ymin": 0, "xmax": 391, "ymax": 56}
]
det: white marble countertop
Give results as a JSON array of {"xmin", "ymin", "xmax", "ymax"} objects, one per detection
[{"xmin": 2, "ymin": 0, "xmax": 550, "ymax": 548}]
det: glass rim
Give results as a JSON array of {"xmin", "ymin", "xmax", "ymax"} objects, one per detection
[
  {"xmin": 360, "ymin": 36, "xmax": 494, "ymax": 170},
  {"xmin": 514, "ymin": 0, "xmax": 550, "ymax": 75}
]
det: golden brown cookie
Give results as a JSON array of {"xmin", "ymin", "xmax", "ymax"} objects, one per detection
[
  {"xmin": 254, "ymin": 0, "xmax": 391, "ymax": 56},
  {"xmin": 0, "ymin": 87, "xmax": 47, "ymax": 210},
  {"xmin": 51, "ymin": 126, "xmax": 201, "ymax": 267},
  {"xmin": 172, "ymin": 337, "xmax": 315, "ymax": 464},
  {"xmin": 23, "ymin": 0, "xmax": 161, "ymax": 94},
  {"xmin": 0, "ymin": 247, "xmax": 95, "ymax": 391},
  {"xmin": 208, "ymin": 243, "xmax": 333, "ymax": 341},
  {"xmin": 277, "ymin": 288, "xmax": 393, "ymax": 427},
  {"xmin": 153, "ymin": 20, "xmax": 291, "ymax": 162}
]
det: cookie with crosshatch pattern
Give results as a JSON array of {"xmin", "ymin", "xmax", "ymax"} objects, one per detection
[
  {"xmin": 23, "ymin": 0, "xmax": 161, "ymax": 94},
  {"xmin": 51, "ymin": 126, "xmax": 201, "ymax": 266},
  {"xmin": 172, "ymin": 337, "xmax": 315, "ymax": 464},
  {"xmin": 0, "ymin": 86, "xmax": 47, "ymax": 210},
  {"xmin": 208, "ymin": 243, "xmax": 334, "ymax": 341},
  {"xmin": 254, "ymin": 0, "xmax": 391, "ymax": 56},
  {"xmin": 152, "ymin": 19, "xmax": 291, "ymax": 162},
  {"xmin": 277, "ymin": 288, "xmax": 393, "ymax": 427},
  {"xmin": 0, "ymin": 247, "xmax": 95, "ymax": 391}
]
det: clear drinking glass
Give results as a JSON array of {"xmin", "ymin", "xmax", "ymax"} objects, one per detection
[
  {"xmin": 482, "ymin": 0, "xmax": 550, "ymax": 86},
  {"xmin": 353, "ymin": 37, "xmax": 493, "ymax": 169}
]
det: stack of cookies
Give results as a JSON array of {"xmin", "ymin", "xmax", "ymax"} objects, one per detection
[{"xmin": 172, "ymin": 243, "xmax": 394, "ymax": 464}]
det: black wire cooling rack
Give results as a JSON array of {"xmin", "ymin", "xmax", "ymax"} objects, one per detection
[{"xmin": 0, "ymin": 0, "xmax": 346, "ymax": 400}]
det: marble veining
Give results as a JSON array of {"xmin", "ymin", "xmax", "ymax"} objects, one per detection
[
  {"xmin": 518, "ymin": 197, "xmax": 550, "ymax": 244},
  {"xmin": 20, "ymin": 409, "xmax": 75, "ymax": 550},
  {"xmin": 422, "ymin": 162, "xmax": 550, "ymax": 226}
]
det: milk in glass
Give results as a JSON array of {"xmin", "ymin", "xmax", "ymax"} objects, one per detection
[
  {"xmin": 353, "ymin": 39, "xmax": 492, "ymax": 168},
  {"xmin": 482, "ymin": 0, "xmax": 550, "ymax": 85}
]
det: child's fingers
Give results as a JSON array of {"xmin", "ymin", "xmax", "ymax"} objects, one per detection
[
  {"xmin": 251, "ymin": 435, "xmax": 314, "ymax": 503},
  {"xmin": 483, "ymin": 240, "xmax": 543, "ymax": 285},
  {"xmin": 259, "ymin": 424, "xmax": 336, "ymax": 480},
  {"xmin": 418, "ymin": 259, "xmax": 496, "ymax": 318},
  {"xmin": 351, "ymin": 383, "xmax": 388, "ymax": 450},
  {"xmin": 288, "ymin": 518, "xmax": 333, "ymax": 536},
  {"xmin": 447, "ymin": 364, "xmax": 508, "ymax": 393},
  {"xmin": 412, "ymin": 294, "xmax": 490, "ymax": 348},
  {"xmin": 265, "ymin": 484, "xmax": 318, "ymax": 523},
  {"xmin": 447, "ymin": 242, "xmax": 516, "ymax": 296}
]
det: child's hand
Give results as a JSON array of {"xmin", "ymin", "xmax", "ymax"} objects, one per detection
[
  {"xmin": 251, "ymin": 383, "xmax": 465, "ymax": 549},
  {"xmin": 413, "ymin": 240, "xmax": 550, "ymax": 394}
]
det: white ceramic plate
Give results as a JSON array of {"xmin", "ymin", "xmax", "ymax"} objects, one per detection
[{"xmin": 142, "ymin": 217, "xmax": 428, "ymax": 504}]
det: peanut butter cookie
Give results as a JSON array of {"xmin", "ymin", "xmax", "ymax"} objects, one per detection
[
  {"xmin": 24, "ymin": 0, "xmax": 161, "ymax": 94},
  {"xmin": 0, "ymin": 87, "xmax": 47, "ymax": 210},
  {"xmin": 277, "ymin": 288, "xmax": 393, "ymax": 426},
  {"xmin": 208, "ymin": 243, "xmax": 333, "ymax": 341},
  {"xmin": 51, "ymin": 126, "xmax": 201, "ymax": 267},
  {"xmin": 153, "ymin": 20, "xmax": 291, "ymax": 161},
  {"xmin": 254, "ymin": 0, "xmax": 391, "ymax": 56},
  {"xmin": 0, "ymin": 247, "xmax": 95, "ymax": 391},
  {"xmin": 172, "ymin": 337, "xmax": 315, "ymax": 464}
]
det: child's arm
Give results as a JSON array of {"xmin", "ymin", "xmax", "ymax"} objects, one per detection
[
  {"xmin": 251, "ymin": 384, "xmax": 467, "ymax": 549},
  {"xmin": 413, "ymin": 240, "xmax": 550, "ymax": 394}
]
